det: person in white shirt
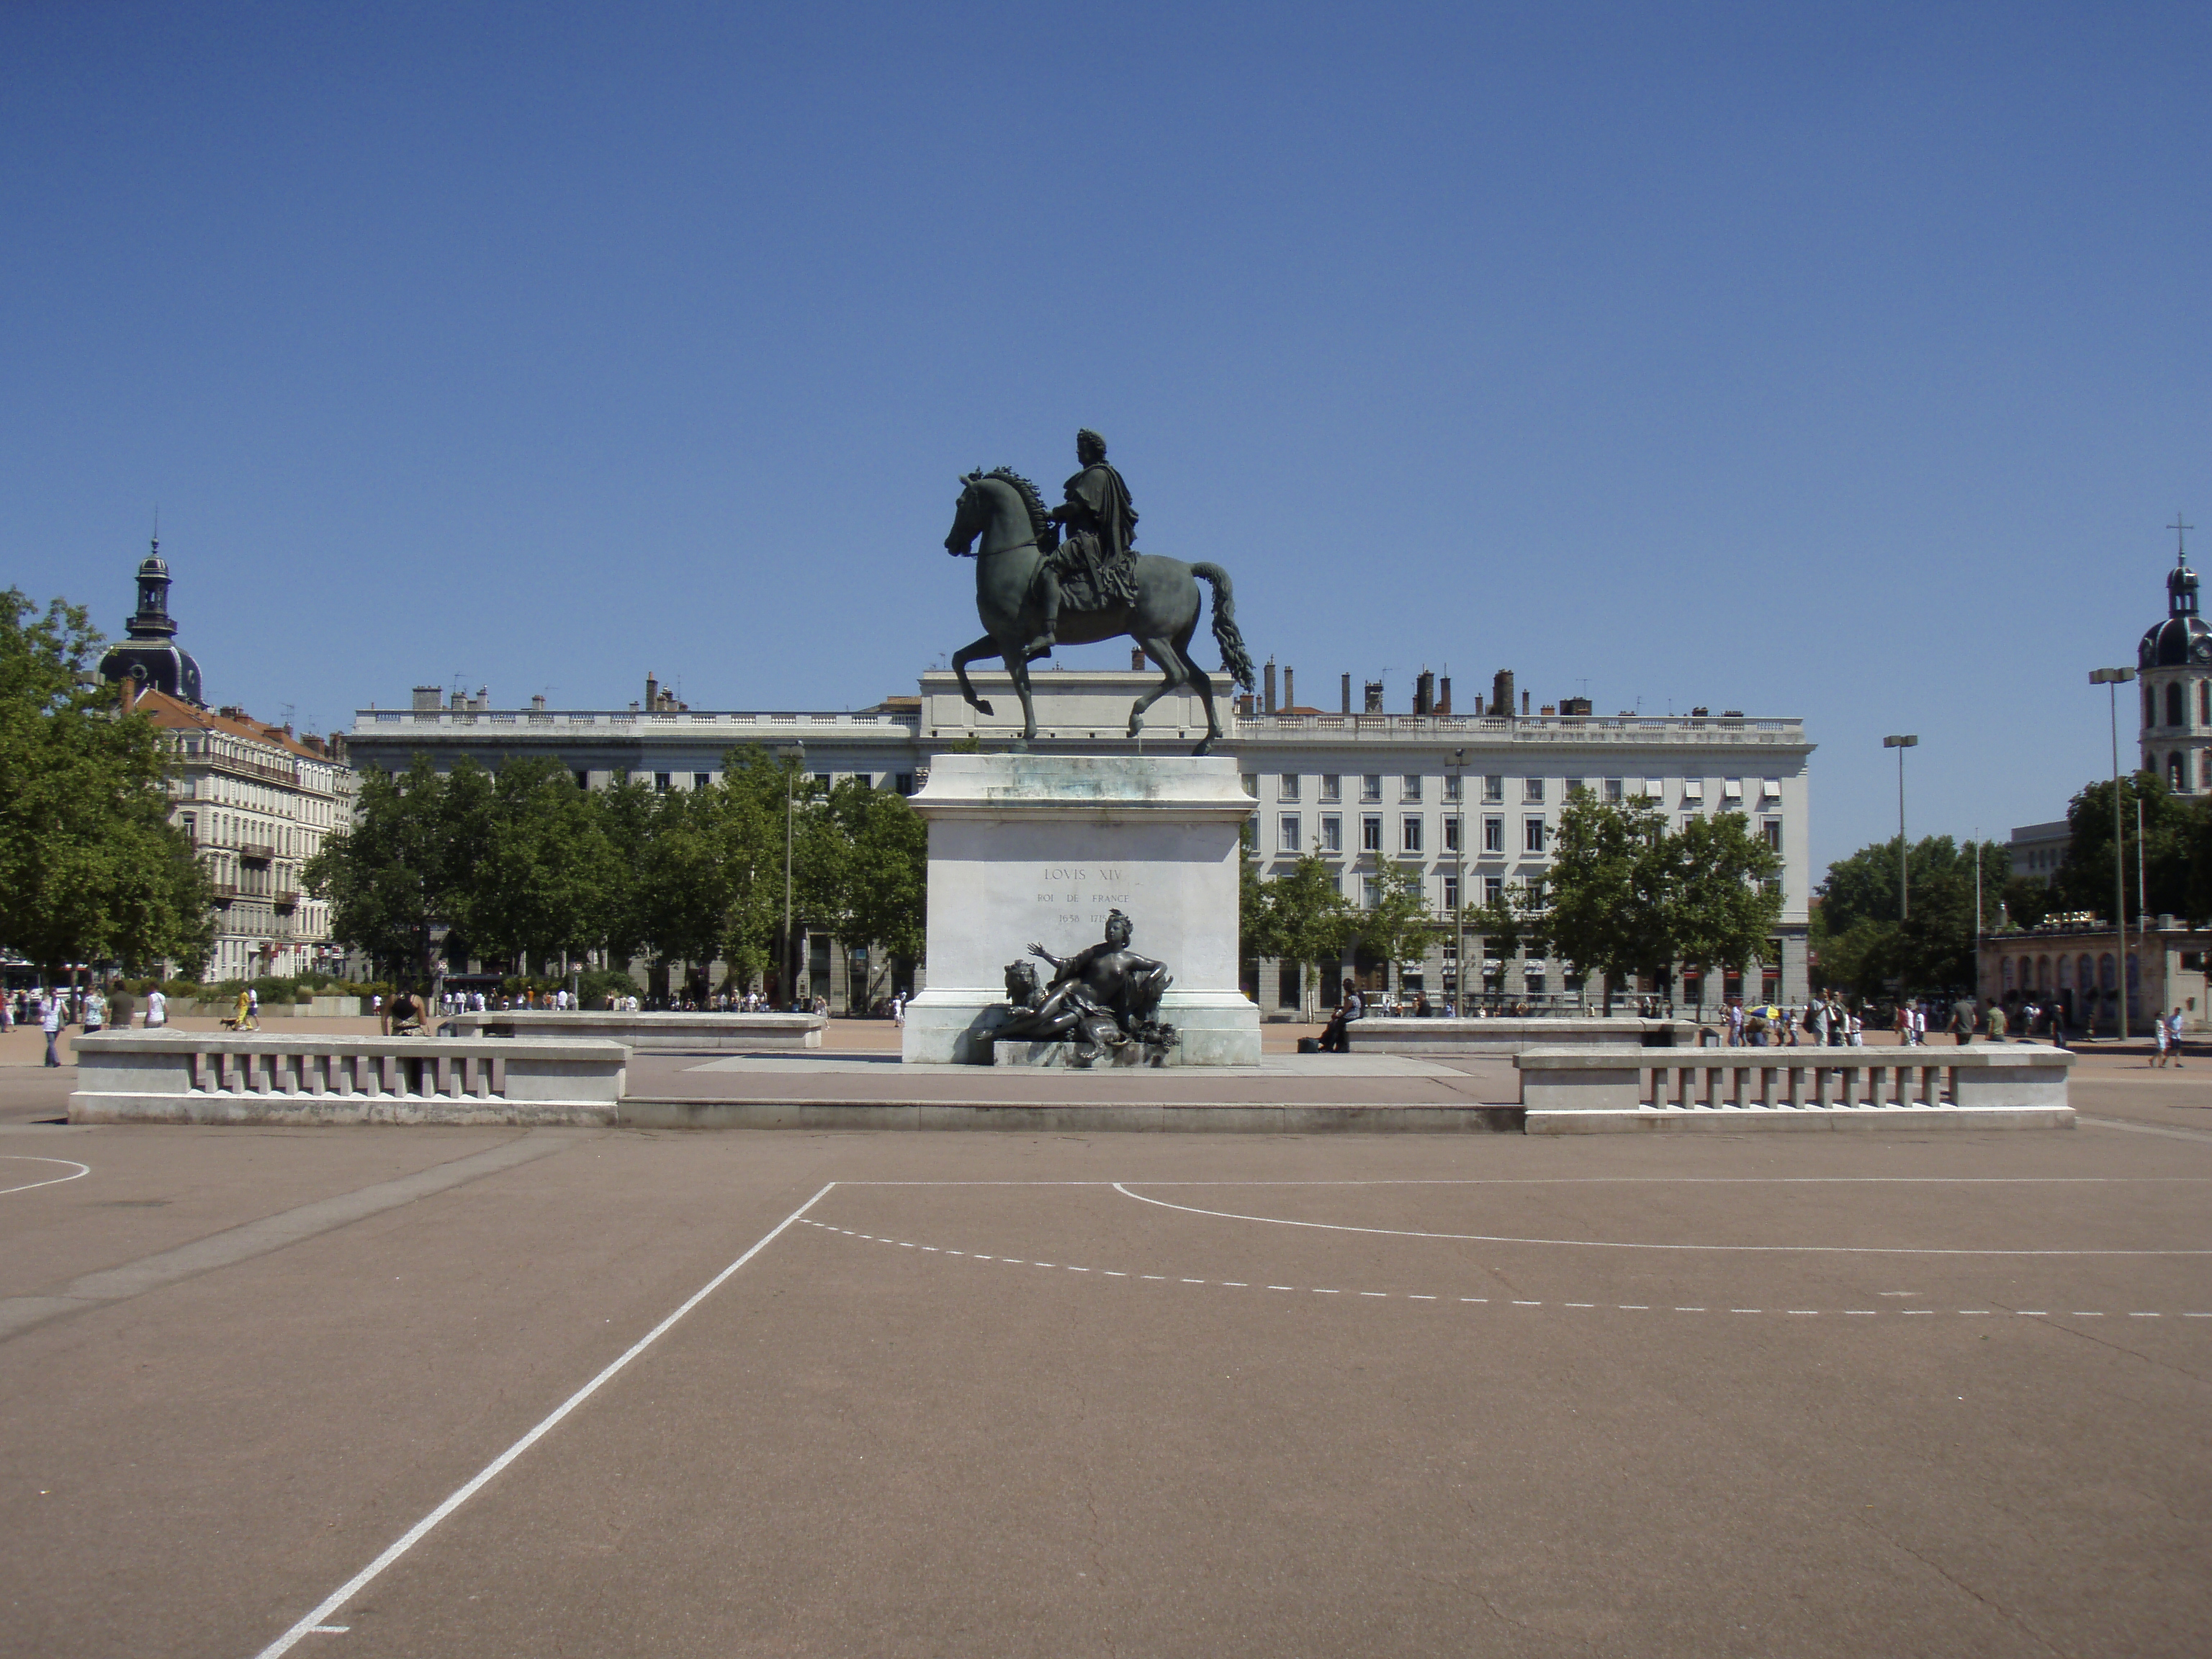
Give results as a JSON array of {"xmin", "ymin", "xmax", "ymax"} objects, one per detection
[
  {"xmin": 145, "ymin": 987, "xmax": 166, "ymax": 1028},
  {"xmin": 40, "ymin": 992, "xmax": 62, "ymax": 1067},
  {"xmin": 2162, "ymin": 1007, "xmax": 2185, "ymax": 1068}
]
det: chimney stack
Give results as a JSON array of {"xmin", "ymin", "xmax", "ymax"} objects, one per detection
[
  {"xmin": 117, "ymin": 675, "xmax": 138, "ymax": 714},
  {"xmin": 1364, "ymin": 680, "xmax": 1384, "ymax": 714},
  {"xmin": 1521, "ymin": 689, "xmax": 1531, "ymax": 716},
  {"xmin": 645, "ymin": 672, "xmax": 660, "ymax": 709},
  {"xmin": 1414, "ymin": 670, "xmax": 1436, "ymax": 716},
  {"xmin": 1493, "ymin": 669, "xmax": 1516, "ymax": 721},
  {"xmin": 1283, "ymin": 666, "xmax": 1295, "ymax": 709},
  {"xmin": 1438, "ymin": 675, "xmax": 1452, "ymax": 715},
  {"xmin": 1341, "ymin": 673, "xmax": 1352, "ymax": 714},
  {"xmin": 1263, "ymin": 657, "xmax": 1277, "ymax": 714}
]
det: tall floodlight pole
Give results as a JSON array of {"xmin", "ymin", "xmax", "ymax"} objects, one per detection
[
  {"xmin": 1882, "ymin": 737, "xmax": 1918, "ymax": 921},
  {"xmin": 783, "ymin": 741, "xmax": 805, "ymax": 1008},
  {"xmin": 1452, "ymin": 747, "xmax": 1467, "ymax": 1017},
  {"xmin": 2089, "ymin": 668, "xmax": 2136, "ymax": 1040}
]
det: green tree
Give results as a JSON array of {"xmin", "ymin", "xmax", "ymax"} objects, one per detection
[
  {"xmin": 1247, "ymin": 853, "xmax": 1358, "ymax": 1019},
  {"xmin": 1356, "ymin": 856, "xmax": 1433, "ymax": 995},
  {"xmin": 809, "ymin": 775, "xmax": 927, "ymax": 1007},
  {"xmin": 1669, "ymin": 810, "xmax": 1785, "ymax": 999},
  {"xmin": 0, "ymin": 590, "xmax": 213, "ymax": 979},
  {"xmin": 1544, "ymin": 792, "xmax": 1677, "ymax": 1010},
  {"xmin": 462, "ymin": 759, "xmax": 619, "ymax": 973},
  {"xmin": 2052, "ymin": 773, "xmax": 2202, "ymax": 925},
  {"xmin": 1812, "ymin": 834, "xmax": 2005, "ymax": 998},
  {"xmin": 305, "ymin": 755, "xmax": 492, "ymax": 989}
]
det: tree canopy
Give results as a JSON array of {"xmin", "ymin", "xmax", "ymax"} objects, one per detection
[
  {"xmin": 1812, "ymin": 834, "xmax": 2007, "ymax": 998},
  {"xmin": 306, "ymin": 747, "xmax": 925, "ymax": 1000},
  {"xmin": 0, "ymin": 590, "xmax": 212, "ymax": 976}
]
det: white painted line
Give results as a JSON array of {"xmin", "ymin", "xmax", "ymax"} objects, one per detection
[
  {"xmin": 1102, "ymin": 1271, "xmax": 1126, "ymax": 1277},
  {"xmin": 1903, "ymin": 1310, "xmax": 1933, "ymax": 1316},
  {"xmin": 1730, "ymin": 1309, "xmax": 1761, "ymax": 1315},
  {"xmin": 1461, "ymin": 1298, "xmax": 1488, "ymax": 1303},
  {"xmin": 1789, "ymin": 1310, "xmax": 1819, "ymax": 1316},
  {"xmin": 1513, "ymin": 1300, "xmax": 1542, "ymax": 1306},
  {"xmin": 1845, "ymin": 1310, "xmax": 1878, "ymax": 1316},
  {"xmin": 1960, "ymin": 1310, "xmax": 1990, "ymax": 1316},
  {"xmin": 1066, "ymin": 1266, "xmax": 1089, "ymax": 1272},
  {"xmin": 249, "ymin": 1182, "xmax": 837, "ymax": 1659},
  {"xmin": 307, "ymin": 1629, "xmax": 348, "ymax": 1636},
  {"xmin": 1107, "ymin": 1182, "xmax": 2212, "ymax": 1255},
  {"xmin": 1312, "ymin": 1289, "xmax": 1340, "ymax": 1295},
  {"xmin": 2074, "ymin": 1312, "xmax": 2104, "ymax": 1317},
  {"xmin": 1182, "ymin": 1277, "xmax": 1207, "ymax": 1284},
  {"xmin": 1141, "ymin": 1274, "xmax": 1166, "ymax": 1281},
  {"xmin": 973, "ymin": 1255, "xmax": 994, "ymax": 1261},
  {"xmin": 1033, "ymin": 1262, "xmax": 1055, "ymax": 1269},
  {"xmin": 2017, "ymin": 1311, "xmax": 2046, "ymax": 1316},
  {"xmin": 1269, "ymin": 1286, "xmax": 1295, "ymax": 1291},
  {"xmin": 2130, "ymin": 1312, "xmax": 2162, "ymax": 1318},
  {"xmin": 1359, "ymin": 1292, "xmax": 1388, "ymax": 1298},
  {"xmin": 920, "ymin": 1246, "xmax": 938, "ymax": 1252},
  {"xmin": 1220, "ymin": 1281, "xmax": 1248, "ymax": 1287},
  {"xmin": 0, "ymin": 1156, "xmax": 91, "ymax": 1197},
  {"xmin": 1565, "ymin": 1303, "xmax": 1595, "ymax": 1308},
  {"xmin": 1674, "ymin": 1307, "xmax": 1705, "ymax": 1313},
  {"xmin": 2185, "ymin": 1313, "xmax": 2211, "ymax": 1318},
  {"xmin": 1618, "ymin": 1305, "xmax": 1648, "ymax": 1310},
  {"xmin": 1407, "ymin": 1294, "xmax": 1437, "ymax": 1300},
  {"xmin": 899, "ymin": 1242, "xmax": 914, "ymax": 1248}
]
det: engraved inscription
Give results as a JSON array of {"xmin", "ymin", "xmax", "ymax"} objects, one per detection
[{"xmin": 1032, "ymin": 864, "xmax": 1136, "ymax": 930}]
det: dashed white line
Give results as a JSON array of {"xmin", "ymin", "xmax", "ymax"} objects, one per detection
[{"xmin": 1565, "ymin": 1303, "xmax": 1595, "ymax": 1308}]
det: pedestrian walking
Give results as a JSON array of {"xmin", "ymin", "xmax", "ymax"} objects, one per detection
[
  {"xmin": 1950, "ymin": 998, "xmax": 1976, "ymax": 1046},
  {"xmin": 143, "ymin": 985, "xmax": 166, "ymax": 1029},
  {"xmin": 1986, "ymin": 1002, "xmax": 2008, "ymax": 1043},
  {"xmin": 40, "ymin": 990, "xmax": 62, "ymax": 1067},
  {"xmin": 2167, "ymin": 1007, "xmax": 2185, "ymax": 1066}
]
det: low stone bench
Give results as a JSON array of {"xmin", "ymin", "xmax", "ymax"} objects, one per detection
[
  {"xmin": 1346, "ymin": 1017, "xmax": 1693, "ymax": 1056},
  {"xmin": 992, "ymin": 1038, "xmax": 1172, "ymax": 1068},
  {"xmin": 447, "ymin": 1010, "xmax": 823, "ymax": 1051},
  {"xmin": 68, "ymin": 1031, "xmax": 631, "ymax": 1126},
  {"xmin": 1513, "ymin": 1043, "xmax": 2074, "ymax": 1132}
]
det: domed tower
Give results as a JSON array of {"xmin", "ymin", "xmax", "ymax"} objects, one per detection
[
  {"xmin": 2136, "ymin": 529, "xmax": 2211, "ymax": 795},
  {"xmin": 97, "ymin": 539, "xmax": 204, "ymax": 707}
]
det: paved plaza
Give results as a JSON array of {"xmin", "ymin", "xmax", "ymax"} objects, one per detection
[{"xmin": 1, "ymin": 1038, "xmax": 2208, "ymax": 1658}]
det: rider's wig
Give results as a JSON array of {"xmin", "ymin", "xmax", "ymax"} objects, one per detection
[{"xmin": 1076, "ymin": 428, "xmax": 1107, "ymax": 459}]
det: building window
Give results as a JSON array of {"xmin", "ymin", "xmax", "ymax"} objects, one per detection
[
  {"xmin": 1524, "ymin": 817, "xmax": 1547, "ymax": 853},
  {"xmin": 894, "ymin": 773, "xmax": 914, "ymax": 795},
  {"xmin": 1604, "ymin": 778, "xmax": 1624, "ymax": 801},
  {"xmin": 1722, "ymin": 778, "xmax": 1744, "ymax": 806},
  {"xmin": 1362, "ymin": 876, "xmax": 1380, "ymax": 909},
  {"xmin": 2171, "ymin": 753, "xmax": 2186, "ymax": 791},
  {"xmin": 1321, "ymin": 775, "xmax": 1341, "ymax": 802},
  {"xmin": 1483, "ymin": 816, "xmax": 1504, "ymax": 853},
  {"xmin": 654, "ymin": 773, "xmax": 673, "ymax": 792},
  {"xmin": 181, "ymin": 812, "xmax": 195, "ymax": 841},
  {"xmin": 1362, "ymin": 814, "xmax": 1383, "ymax": 852},
  {"xmin": 2202, "ymin": 682, "xmax": 2210, "ymax": 727},
  {"xmin": 1280, "ymin": 814, "xmax": 1301, "ymax": 853},
  {"xmin": 1442, "ymin": 815, "xmax": 1462, "ymax": 853},
  {"xmin": 1444, "ymin": 773, "xmax": 1462, "ymax": 802},
  {"xmin": 1402, "ymin": 815, "xmax": 1424, "ymax": 853},
  {"xmin": 1279, "ymin": 774, "xmax": 1300, "ymax": 801},
  {"xmin": 574, "ymin": 770, "xmax": 589, "ymax": 791},
  {"xmin": 1682, "ymin": 778, "xmax": 1704, "ymax": 805},
  {"xmin": 1442, "ymin": 875, "xmax": 1460, "ymax": 911},
  {"xmin": 1403, "ymin": 775, "xmax": 1423, "ymax": 801},
  {"xmin": 1523, "ymin": 777, "xmax": 1545, "ymax": 804},
  {"xmin": 1241, "ymin": 773, "xmax": 1259, "ymax": 799},
  {"xmin": 1321, "ymin": 814, "xmax": 1342, "ymax": 853},
  {"xmin": 694, "ymin": 772, "xmax": 712, "ymax": 791},
  {"xmin": 1361, "ymin": 775, "xmax": 1382, "ymax": 802},
  {"xmin": 1762, "ymin": 819, "xmax": 1782, "ymax": 850},
  {"xmin": 1483, "ymin": 775, "xmax": 1503, "ymax": 803},
  {"xmin": 2145, "ymin": 684, "xmax": 2156, "ymax": 728},
  {"xmin": 2170, "ymin": 683, "xmax": 2187, "ymax": 727},
  {"xmin": 1242, "ymin": 817, "xmax": 1257, "ymax": 853},
  {"xmin": 1565, "ymin": 778, "xmax": 1585, "ymax": 798},
  {"xmin": 1484, "ymin": 876, "xmax": 1505, "ymax": 905}
]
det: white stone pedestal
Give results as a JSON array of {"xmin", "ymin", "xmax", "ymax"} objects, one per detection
[{"xmin": 900, "ymin": 753, "xmax": 1263, "ymax": 1066}]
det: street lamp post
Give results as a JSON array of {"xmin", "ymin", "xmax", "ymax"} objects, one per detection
[
  {"xmin": 1452, "ymin": 747, "xmax": 1466, "ymax": 1016},
  {"xmin": 2089, "ymin": 667, "xmax": 2136, "ymax": 1040},
  {"xmin": 1881, "ymin": 737, "xmax": 1918, "ymax": 921},
  {"xmin": 783, "ymin": 742, "xmax": 805, "ymax": 1010}
]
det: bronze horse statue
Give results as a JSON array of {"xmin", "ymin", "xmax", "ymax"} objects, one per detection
[{"xmin": 943, "ymin": 468, "xmax": 1255, "ymax": 753}]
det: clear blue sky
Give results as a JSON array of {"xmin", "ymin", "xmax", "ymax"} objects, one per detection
[{"xmin": 5, "ymin": 1, "xmax": 2207, "ymax": 873}]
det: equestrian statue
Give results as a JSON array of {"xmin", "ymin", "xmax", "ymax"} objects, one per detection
[{"xmin": 942, "ymin": 428, "xmax": 1256, "ymax": 753}]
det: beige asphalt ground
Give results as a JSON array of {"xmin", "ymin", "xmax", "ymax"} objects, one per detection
[{"xmin": 1, "ymin": 1045, "xmax": 2208, "ymax": 1658}]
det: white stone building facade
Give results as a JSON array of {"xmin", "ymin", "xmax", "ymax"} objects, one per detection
[{"xmin": 349, "ymin": 667, "xmax": 1813, "ymax": 1015}]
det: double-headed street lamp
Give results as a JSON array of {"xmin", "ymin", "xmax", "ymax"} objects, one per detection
[
  {"xmin": 2089, "ymin": 667, "xmax": 2136, "ymax": 1040},
  {"xmin": 1882, "ymin": 735, "xmax": 1918, "ymax": 921}
]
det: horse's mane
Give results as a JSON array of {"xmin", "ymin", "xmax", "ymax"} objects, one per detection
[{"xmin": 966, "ymin": 467, "xmax": 1053, "ymax": 545}]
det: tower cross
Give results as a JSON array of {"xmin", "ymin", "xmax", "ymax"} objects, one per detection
[{"xmin": 2172, "ymin": 512, "xmax": 2194, "ymax": 560}]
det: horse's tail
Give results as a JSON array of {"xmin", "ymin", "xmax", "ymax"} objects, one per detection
[{"xmin": 1190, "ymin": 562, "xmax": 1256, "ymax": 691}]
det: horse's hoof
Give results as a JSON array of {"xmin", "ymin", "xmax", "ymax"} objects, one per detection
[
  {"xmin": 1007, "ymin": 739, "xmax": 1028, "ymax": 753},
  {"xmin": 974, "ymin": 699, "xmax": 994, "ymax": 716},
  {"xmin": 1191, "ymin": 739, "xmax": 1213, "ymax": 756}
]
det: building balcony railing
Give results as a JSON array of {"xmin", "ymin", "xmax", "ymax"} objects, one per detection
[
  {"xmin": 360, "ymin": 709, "xmax": 918, "ymax": 734},
  {"xmin": 274, "ymin": 890, "xmax": 300, "ymax": 909},
  {"xmin": 204, "ymin": 751, "xmax": 300, "ymax": 788},
  {"xmin": 237, "ymin": 842, "xmax": 277, "ymax": 863},
  {"xmin": 210, "ymin": 882, "xmax": 239, "ymax": 899},
  {"xmin": 1231, "ymin": 714, "xmax": 1804, "ymax": 745}
]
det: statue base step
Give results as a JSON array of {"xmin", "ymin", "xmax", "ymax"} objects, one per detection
[{"xmin": 902, "ymin": 988, "xmax": 1261, "ymax": 1066}]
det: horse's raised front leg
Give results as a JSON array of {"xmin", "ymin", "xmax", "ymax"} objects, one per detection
[
  {"xmin": 950, "ymin": 634, "xmax": 1002, "ymax": 716},
  {"xmin": 1126, "ymin": 637, "xmax": 1190, "ymax": 737}
]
